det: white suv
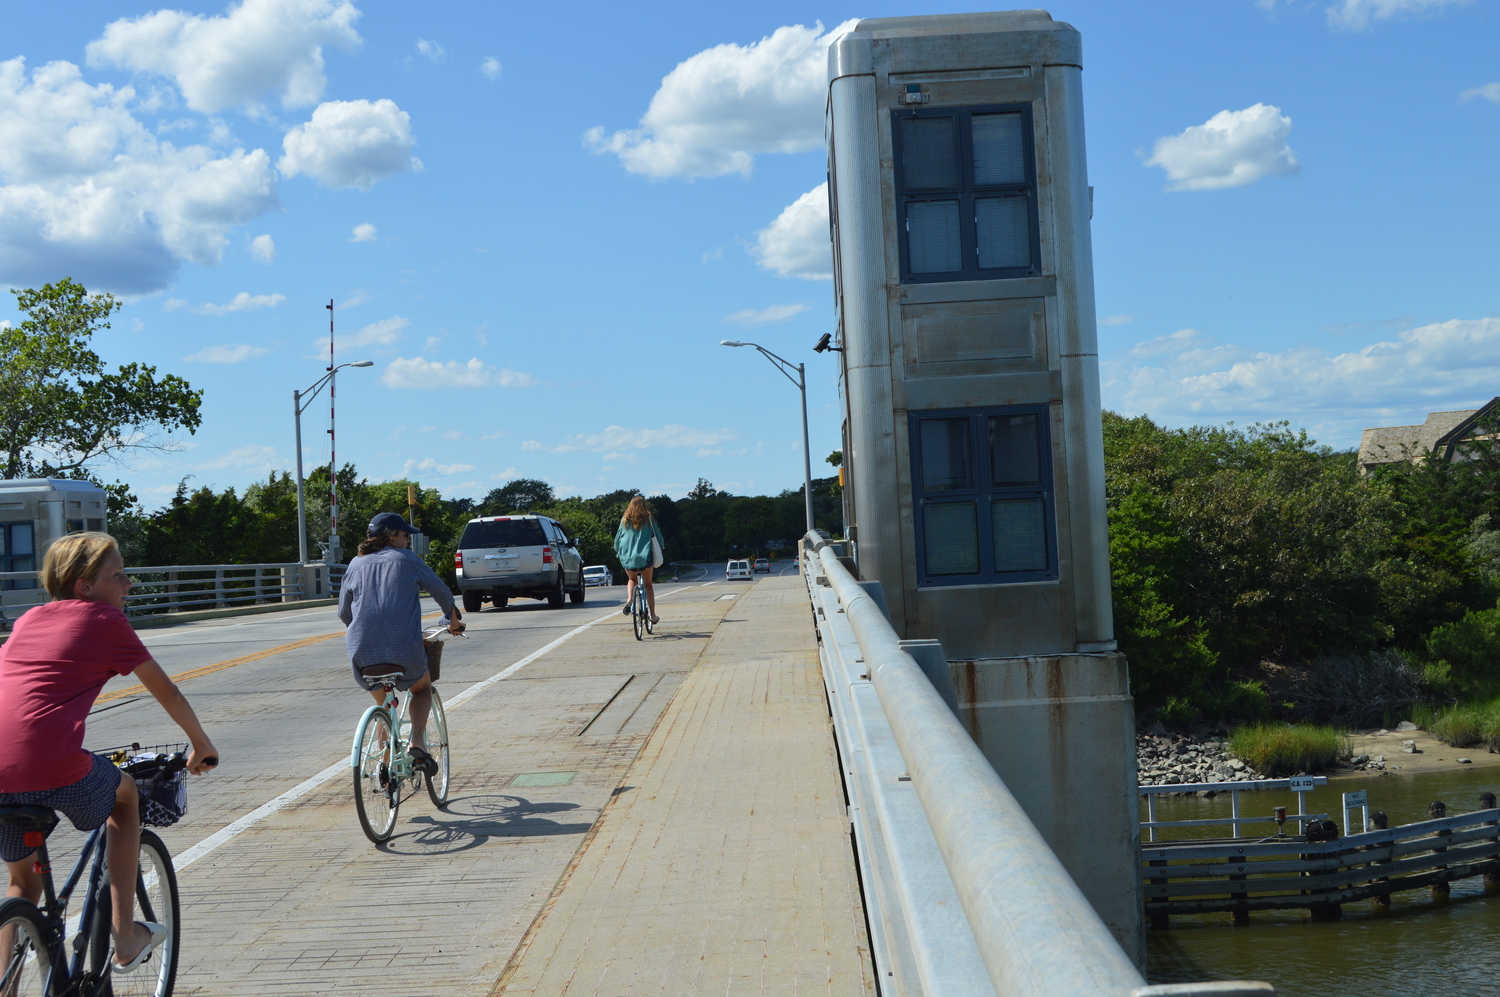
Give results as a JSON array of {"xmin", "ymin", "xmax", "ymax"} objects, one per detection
[
  {"xmin": 455, "ymin": 515, "xmax": 585, "ymax": 612},
  {"xmin": 725, "ymin": 559, "xmax": 752, "ymax": 580},
  {"xmin": 582, "ymin": 565, "xmax": 612, "ymax": 587}
]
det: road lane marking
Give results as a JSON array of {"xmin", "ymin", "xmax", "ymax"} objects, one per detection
[
  {"xmin": 173, "ymin": 582, "xmax": 717, "ymax": 873},
  {"xmin": 98, "ymin": 631, "xmax": 344, "ymax": 703}
]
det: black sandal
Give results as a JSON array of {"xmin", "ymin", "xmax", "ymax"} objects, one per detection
[{"xmin": 408, "ymin": 746, "xmax": 438, "ymax": 775}]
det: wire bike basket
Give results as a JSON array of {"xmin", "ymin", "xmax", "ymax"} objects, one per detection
[{"xmin": 100, "ymin": 742, "xmax": 190, "ymax": 828}]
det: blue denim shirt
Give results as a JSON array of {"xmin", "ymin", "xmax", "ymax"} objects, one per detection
[{"xmin": 338, "ymin": 546, "xmax": 457, "ymax": 686}]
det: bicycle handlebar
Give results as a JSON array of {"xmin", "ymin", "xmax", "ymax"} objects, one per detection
[{"xmin": 120, "ymin": 751, "xmax": 218, "ymax": 776}]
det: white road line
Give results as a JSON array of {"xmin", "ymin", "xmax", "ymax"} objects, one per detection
[{"xmin": 173, "ymin": 581, "xmax": 716, "ymax": 872}]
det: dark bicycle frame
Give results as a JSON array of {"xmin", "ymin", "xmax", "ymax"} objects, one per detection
[{"xmin": 1, "ymin": 814, "xmax": 162, "ymax": 996}]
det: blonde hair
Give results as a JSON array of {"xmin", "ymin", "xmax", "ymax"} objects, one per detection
[
  {"xmin": 41, "ymin": 532, "xmax": 121, "ymax": 600},
  {"xmin": 623, "ymin": 495, "xmax": 651, "ymax": 529}
]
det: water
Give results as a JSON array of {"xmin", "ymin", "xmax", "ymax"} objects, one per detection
[{"xmin": 1144, "ymin": 767, "xmax": 1500, "ymax": 996}]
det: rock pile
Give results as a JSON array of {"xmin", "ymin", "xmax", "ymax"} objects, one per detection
[{"xmin": 1136, "ymin": 730, "xmax": 1266, "ymax": 787}]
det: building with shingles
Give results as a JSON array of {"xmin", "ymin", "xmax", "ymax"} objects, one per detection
[{"xmin": 1357, "ymin": 397, "xmax": 1500, "ymax": 472}]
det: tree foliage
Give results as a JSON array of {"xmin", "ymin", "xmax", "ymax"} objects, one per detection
[{"xmin": 0, "ymin": 279, "xmax": 202, "ymax": 479}]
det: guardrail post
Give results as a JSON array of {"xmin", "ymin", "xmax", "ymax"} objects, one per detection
[
  {"xmin": 253, "ymin": 567, "xmax": 264, "ymax": 605},
  {"xmin": 1482, "ymin": 792, "xmax": 1500, "ymax": 892},
  {"xmin": 280, "ymin": 565, "xmax": 298, "ymax": 603},
  {"xmin": 1370, "ymin": 811, "xmax": 1391, "ymax": 909},
  {"xmin": 897, "ymin": 639, "xmax": 959, "ymax": 720},
  {"xmin": 214, "ymin": 568, "xmax": 226, "ymax": 608},
  {"xmin": 1429, "ymin": 801, "xmax": 1451, "ymax": 899},
  {"xmin": 167, "ymin": 569, "xmax": 179, "ymax": 609}
]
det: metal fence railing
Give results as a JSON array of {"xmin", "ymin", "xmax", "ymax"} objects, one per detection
[
  {"xmin": 0, "ymin": 562, "xmax": 346, "ymax": 630},
  {"xmin": 802, "ymin": 532, "xmax": 1275, "ymax": 997}
]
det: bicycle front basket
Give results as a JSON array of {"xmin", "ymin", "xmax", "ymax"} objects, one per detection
[
  {"xmin": 119, "ymin": 750, "xmax": 188, "ymax": 827},
  {"xmin": 423, "ymin": 636, "xmax": 443, "ymax": 682}
]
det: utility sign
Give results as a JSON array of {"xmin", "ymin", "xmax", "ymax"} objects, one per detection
[
  {"xmin": 1343, "ymin": 790, "xmax": 1368, "ymax": 809},
  {"xmin": 1289, "ymin": 776, "xmax": 1317, "ymax": 791}
]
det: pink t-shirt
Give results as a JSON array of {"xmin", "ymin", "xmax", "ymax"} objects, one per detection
[{"xmin": 0, "ymin": 600, "xmax": 151, "ymax": 792}]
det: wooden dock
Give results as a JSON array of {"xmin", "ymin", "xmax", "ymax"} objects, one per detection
[{"xmin": 1141, "ymin": 806, "xmax": 1500, "ymax": 924}]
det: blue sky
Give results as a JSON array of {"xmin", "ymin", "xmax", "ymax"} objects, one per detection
[{"xmin": 1, "ymin": 0, "xmax": 1497, "ymax": 508}]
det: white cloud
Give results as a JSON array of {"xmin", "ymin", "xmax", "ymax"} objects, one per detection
[
  {"xmin": 480, "ymin": 57, "xmax": 502, "ymax": 81},
  {"xmin": 279, "ymin": 99, "xmax": 421, "ymax": 191},
  {"xmin": 489, "ymin": 467, "xmax": 519, "ymax": 480},
  {"xmin": 753, "ymin": 182, "xmax": 831, "ymax": 279},
  {"xmin": 1101, "ymin": 314, "xmax": 1136, "ymax": 326},
  {"xmin": 350, "ymin": 222, "xmax": 377, "ymax": 242},
  {"xmin": 382, "ymin": 356, "xmax": 534, "ymax": 389},
  {"xmin": 340, "ymin": 289, "xmax": 370, "ymax": 308},
  {"xmin": 1145, "ymin": 104, "xmax": 1299, "ymax": 192},
  {"xmin": 724, "ymin": 303, "xmax": 809, "ymax": 326},
  {"xmin": 249, "ymin": 233, "xmax": 275, "ymax": 262},
  {"xmin": 702, "ymin": 246, "xmax": 723, "ymax": 264},
  {"xmin": 195, "ymin": 444, "xmax": 282, "ymax": 473},
  {"xmin": 326, "ymin": 315, "xmax": 408, "ymax": 350},
  {"xmin": 184, "ymin": 343, "xmax": 269, "ymax": 363},
  {"xmin": 0, "ymin": 58, "xmax": 279, "ymax": 294},
  {"xmin": 401, "ymin": 457, "xmax": 473, "ymax": 477},
  {"xmin": 198, "ymin": 291, "xmax": 285, "ymax": 315},
  {"xmin": 1327, "ymin": 0, "xmax": 1471, "ymax": 31},
  {"xmin": 415, "ymin": 39, "xmax": 445, "ymax": 62},
  {"xmin": 522, "ymin": 424, "xmax": 736, "ymax": 453},
  {"xmin": 1460, "ymin": 82, "xmax": 1500, "ymax": 104},
  {"xmin": 1103, "ymin": 317, "xmax": 1500, "ymax": 446},
  {"xmin": 87, "ymin": 0, "xmax": 361, "ymax": 114},
  {"xmin": 584, "ymin": 20, "xmax": 857, "ymax": 179},
  {"xmin": 162, "ymin": 298, "xmax": 186, "ymax": 312}
]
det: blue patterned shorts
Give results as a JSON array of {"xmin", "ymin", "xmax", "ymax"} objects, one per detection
[{"xmin": 0, "ymin": 754, "xmax": 121, "ymax": 861}]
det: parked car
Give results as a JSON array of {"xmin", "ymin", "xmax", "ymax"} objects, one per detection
[
  {"xmin": 725, "ymin": 559, "xmax": 752, "ymax": 580},
  {"xmin": 582, "ymin": 565, "xmax": 613, "ymax": 587},
  {"xmin": 454, "ymin": 514, "xmax": 586, "ymax": 612},
  {"xmin": 753, "ymin": 558, "xmax": 770, "ymax": 573}
]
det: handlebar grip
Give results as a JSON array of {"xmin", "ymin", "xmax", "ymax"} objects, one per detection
[{"xmin": 201, "ymin": 756, "xmax": 219, "ymax": 768}]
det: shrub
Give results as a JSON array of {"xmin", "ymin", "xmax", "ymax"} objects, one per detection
[
  {"xmin": 1228, "ymin": 723, "xmax": 1346, "ymax": 776},
  {"xmin": 1292, "ymin": 649, "xmax": 1422, "ymax": 727},
  {"xmin": 1425, "ymin": 607, "xmax": 1500, "ymax": 692}
]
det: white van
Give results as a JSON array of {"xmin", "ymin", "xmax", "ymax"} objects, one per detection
[
  {"xmin": 582, "ymin": 565, "xmax": 612, "ymax": 587},
  {"xmin": 725, "ymin": 559, "xmax": 752, "ymax": 580}
]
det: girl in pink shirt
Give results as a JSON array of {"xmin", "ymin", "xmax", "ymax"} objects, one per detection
[{"xmin": 0, "ymin": 533, "xmax": 218, "ymax": 975}]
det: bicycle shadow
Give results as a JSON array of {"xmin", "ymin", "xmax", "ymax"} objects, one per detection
[
  {"xmin": 378, "ymin": 793, "xmax": 593, "ymax": 855},
  {"xmin": 645, "ymin": 630, "xmax": 713, "ymax": 641}
]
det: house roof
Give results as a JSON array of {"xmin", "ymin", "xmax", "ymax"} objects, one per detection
[{"xmin": 1358, "ymin": 398, "xmax": 1500, "ymax": 468}]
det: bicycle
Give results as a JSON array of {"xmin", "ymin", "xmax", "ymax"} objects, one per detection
[
  {"xmin": 629, "ymin": 573, "xmax": 654, "ymax": 641},
  {"xmin": 349, "ymin": 626, "xmax": 463, "ymax": 844},
  {"xmin": 0, "ymin": 744, "xmax": 211, "ymax": 997}
]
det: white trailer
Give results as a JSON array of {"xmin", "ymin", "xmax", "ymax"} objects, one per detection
[{"xmin": 0, "ymin": 478, "xmax": 109, "ymax": 620}]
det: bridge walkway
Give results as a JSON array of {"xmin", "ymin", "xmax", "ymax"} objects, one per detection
[{"xmin": 61, "ymin": 574, "xmax": 870, "ymax": 995}]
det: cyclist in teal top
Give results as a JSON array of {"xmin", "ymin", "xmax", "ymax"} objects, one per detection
[{"xmin": 613, "ymin": 496, "xmax": 664, "ymax": 625}]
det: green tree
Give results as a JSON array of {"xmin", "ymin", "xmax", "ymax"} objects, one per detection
[
  {"xmin": 481, "ymin": 478, "xmax": 555, "ymax": 514},
  {"xmin": 0, "ymin": 279, "xmax": 202, "ymax": 478}
]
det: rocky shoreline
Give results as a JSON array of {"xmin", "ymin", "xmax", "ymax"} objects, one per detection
[{"xmin": 1136, "ymin": 726, "xmax": 1266, "ymax": 789}]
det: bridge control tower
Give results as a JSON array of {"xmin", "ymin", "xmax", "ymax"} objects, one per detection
[{"xmin": 826, "ymin": 11, "xmax": 1142, "ymax": 957}]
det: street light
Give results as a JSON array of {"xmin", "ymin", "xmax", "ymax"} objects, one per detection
[
  {"xmin": 293, "ymin": 360, "xmax": 373, "ymax": 564},
  {"xmin": 721, "ymin": 340, "xmax": 815, "ymax": 535}
]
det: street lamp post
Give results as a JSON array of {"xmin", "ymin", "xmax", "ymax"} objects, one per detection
[
  {"xmin": 721, "ymin": 340, "xmax": 815, "ymax": 535},
  {"xmin": 293, "ymin": 360, "xmax": 373, "ymax": 563}
]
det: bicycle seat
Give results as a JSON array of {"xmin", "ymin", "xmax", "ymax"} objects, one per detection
[
  {"xmin": 359, "ymin": 665, "xmax": 405, "ymax": 681},
  {"xmin": 0, "ymin": 805, "xmax": 58, "ymax": 831}
]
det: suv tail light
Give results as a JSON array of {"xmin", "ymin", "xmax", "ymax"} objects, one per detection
[
  {"xmin": 454, "ymin": 551, "xmax": 464, "ymax": 570},
  {"xmin": 542, "ymin": 547, "xmax": 554, "ymax": 564}
]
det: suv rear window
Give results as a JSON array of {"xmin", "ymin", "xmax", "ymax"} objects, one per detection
[{"xmin": 459, "ymin": 519, "xmax": 548, "ymax": 549}]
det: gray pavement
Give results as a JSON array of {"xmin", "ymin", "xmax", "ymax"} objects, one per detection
[{"xmin": 37, "ymin": 574, "xmax": 869, "ymax": 994}]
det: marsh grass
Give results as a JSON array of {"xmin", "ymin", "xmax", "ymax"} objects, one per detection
[
  {"xmin": 1416, "ymin": 696, "xmax": 1500, "ymax": 750},
  {"xmin": 1228, "ymin": 723, "xmax": 1347, "ymax": 775}
]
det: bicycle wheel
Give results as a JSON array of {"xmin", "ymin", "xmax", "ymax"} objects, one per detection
[
  {"xmin": 0, "ymin": 897, "xmax": 55, "ymax": 997},
  {"xmin": 423, "ymin": 687, "xmax": 451, "ymax": 808},
  {"xmin": 643, "ymin": 586, "xmax": 654, "ymax": 635},
  {"xmin": 631, "ymin": 589, "xmax": 644, "ymax": 641},
  {"xmin": 353, "ymin": 708, "xmax": 400, "ymax": 843},
  {"xmin": 89, "ymin": 830, "xmax": 180, "ymax": 997}
]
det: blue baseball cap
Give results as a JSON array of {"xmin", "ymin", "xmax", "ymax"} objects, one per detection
[{"xmin": 368, "ymin": 512, "xmax": 422, "ymax": 536}]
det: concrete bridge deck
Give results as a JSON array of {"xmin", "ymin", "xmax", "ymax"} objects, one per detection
[{"xmin": 64, "ymin": 574, "xmax": 873, "ymax": 995}]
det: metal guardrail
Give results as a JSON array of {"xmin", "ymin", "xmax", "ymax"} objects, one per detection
[
  {"xmin": 1139, "ymin": 777, "xmax": 1330, "ymax": 842},
  {"xmin": 802, "ymin": 532, "xmax": 1275, "ymax": 997},
  {"xmin": 0, "ymin": 562, "xmax": 346, "ymax": 629}
]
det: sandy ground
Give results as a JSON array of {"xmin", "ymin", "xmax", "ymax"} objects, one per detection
[{"xmin": 1334, "ymin": 727, "xmax": 1500, "ymax": 778}]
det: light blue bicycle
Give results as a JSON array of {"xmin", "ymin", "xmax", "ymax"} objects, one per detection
[{"xmin": 349, "ymin": 626, "xmax": 461, "ymax": 843}]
